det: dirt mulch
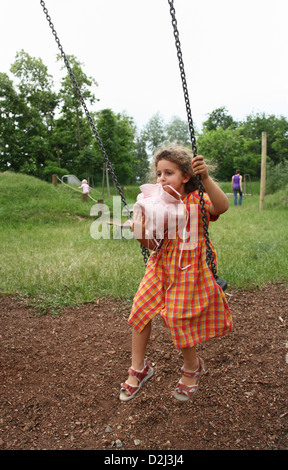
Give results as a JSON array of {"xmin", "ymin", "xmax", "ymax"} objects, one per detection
[{"xmin": 0, "ymin": 283, "xmax": 287, "ymax": 451}]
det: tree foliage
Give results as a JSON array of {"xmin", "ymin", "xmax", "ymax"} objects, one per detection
[
  {"xmin": 203, "ymin": 106, "xmax": 237, "ymax": 131},
  {"xmin": 199, "ymin": 107, "xmax": 288, "ymax": 183},
  {"xmin": 92, "ymin": 109, "xmax": 137, "ymax": 184},
  {"xmin": 1, "ymin": 51, "xmax": 149, "ymax": 184},
  {"xmin": 9, "ymin": 50, "xmax": 58, "ymax": 175},
  {"xmin": 1, "ymin": 52, "xmax": 288, "ymax": 189},
  {"xmin": 142, "ymin": 112, "xmax": 190, "ymax": 154}
]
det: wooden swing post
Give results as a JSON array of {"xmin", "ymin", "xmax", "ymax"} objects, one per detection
[
  {"xmin": 102, "ymin": 163, "xmax": 110, "ymax": 198},
  {"xmin": 260, "ymin": 131, "xmax": 267, "ymax": 211}
]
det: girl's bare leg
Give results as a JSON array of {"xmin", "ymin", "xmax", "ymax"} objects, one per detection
[
  {"xmin": 181, "ymin": 346, "xmax": 199, "ymax": 386},
  {"xmin": 124, "ymin": 321, "xmax": 152, "ymax": 389}
]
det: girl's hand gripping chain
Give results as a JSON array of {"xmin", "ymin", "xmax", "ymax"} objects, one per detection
[{"xmin": 192, "ymin": 155, "xmax": 229, "ymax": 217}]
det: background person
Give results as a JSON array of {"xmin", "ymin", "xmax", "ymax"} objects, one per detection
[
  {"xmin": 232, "ymin": 170, "xmax": 243, "ymax": 206},
  {"xmin": 78, "ymin": 179, "xmax": 91, "ymax": 201}
]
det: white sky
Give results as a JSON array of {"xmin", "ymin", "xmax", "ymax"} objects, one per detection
[{"xmin": 1, "ymin": 0, "xmax": 288, "ymax": 131}]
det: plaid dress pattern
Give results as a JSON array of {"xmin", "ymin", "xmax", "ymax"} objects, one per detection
[{"xmin": 128, "ymin": 191, "xmax": 232, "ymax": 349}]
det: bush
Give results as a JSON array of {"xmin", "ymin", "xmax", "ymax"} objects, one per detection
[
  {"xmin": 43, "ymin": 162, "xmax": 69, "ymax": 181},
  {"xmin": 266, "ymin": 161, "xmax": 288, "ymax": 193}
]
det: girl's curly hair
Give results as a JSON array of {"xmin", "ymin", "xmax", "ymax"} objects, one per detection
[{"xmin": 151, "ymin": 145, "xmax": 198, "ymax": 193}]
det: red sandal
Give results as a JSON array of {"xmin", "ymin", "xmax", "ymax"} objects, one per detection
[
  {"xmin": 174, "ymin": 357, "xmax": 205, "ymax": 402},
  {"xmin": 119, "ymin": 359, "xmax": 154, "ymax": 402}
]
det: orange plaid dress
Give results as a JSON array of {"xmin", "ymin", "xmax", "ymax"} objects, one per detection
[{"xmin": 129, "ymin": 190, "xmax": 233, "ymax": 349}]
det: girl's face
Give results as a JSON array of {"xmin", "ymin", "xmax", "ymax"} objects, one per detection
[{"xmin": 156, "ymin": 159, "xmax": 190, "ymax": 196}]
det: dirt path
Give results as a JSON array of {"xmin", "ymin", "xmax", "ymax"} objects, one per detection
[{"xmin": 0, "ymin": 283, "xmax": 287, "ymax": 451}]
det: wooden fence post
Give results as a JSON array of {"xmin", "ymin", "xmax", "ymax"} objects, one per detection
[{"xmin": 259, "ymin": 132, "xmax": 267, "ymax": 211}]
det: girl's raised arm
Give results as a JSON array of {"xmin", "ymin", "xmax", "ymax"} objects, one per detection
[{"xmin": 192, "ymin": 156, "xmax": 229, "ymax": 216}]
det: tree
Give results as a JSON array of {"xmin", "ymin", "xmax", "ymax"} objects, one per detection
[
  {"xmin": 203, "ymin": 106, "xmax": 237, "ymax": 131},
  {"xmin": 10, "ymin": 50, "xmax": 58, "ymax": 126},
  {"xmin": 142, "ymin": 112, "xmax": 167, "ymax": 154},
  {"xmin": 9, "ymin": 50, "xmax": 58, "ymax": 175},
  {"xmin": 240, "ymin": 112, "xmax": 288, "ymax": 166},
  {"xmin": 199, "ymin": 110, "xmax": 288, "ymax": 180},
  {"xmin": 165, "ymin": 116, "xmax": 190, "ymax": 146},
  {"xmin": 74, "ymin": 145, "xmax": 103, "ymax": 183},
  {"xmin": 266, "ymin": 161, "xmax": 288, "ymax": 193},
  {"xmin": 93, "ymin": 109, "xmax": 137, "ymax": 184},
  {"xmin": 56, "ymin": 54, "xmax": 99, "ymax": 170},
  {"xmin": 197, "ymin": 126, "xmax": 260, "ymax": 180},
  {"xmin": 42, "ymin": 161, "xmax": 69, "ymax": 180},
  {"xmin": 0, "ymin": 72, "xmax": 23, "ymax": 171},
  {"xmin": 132, "ymin": 132, "xmax": 150, "ymax": 184}
]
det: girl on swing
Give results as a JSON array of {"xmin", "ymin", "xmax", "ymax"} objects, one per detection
[{"xmin": 120, "ymin": 145, "xmax": 232, "ymax": 402}]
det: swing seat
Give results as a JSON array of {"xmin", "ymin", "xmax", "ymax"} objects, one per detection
[
  {"xmin": 106, "ymin": 220, "xmax": 131, "ymax": 239},
  {"xmin": 216, "ymin": 277, "xmax": 227, "ymax": 291},
  {"xmin": 106, "ymin": 220, "xmax": 131, "ymax": 229}
]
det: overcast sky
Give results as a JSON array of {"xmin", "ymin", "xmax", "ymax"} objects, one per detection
[{"xmin": 1, "ymin": 0, "xmax": 288, "ymax": 131}]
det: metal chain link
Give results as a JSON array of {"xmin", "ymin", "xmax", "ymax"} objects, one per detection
[
  {"xmin": 39, "ymin": 0, "xmax": 151, "ymax": 264},
  {"xmin": 168, "ymin": 0, "xmax": 218, "ymax": 280}
]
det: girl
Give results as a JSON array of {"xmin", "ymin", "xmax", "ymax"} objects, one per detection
[
  {"xmin": 120, "ymin": 145, "xmax": 232, "ymax": 402},
  {"xmin": 78, "ymin": 179, "xmax": 91, "ymax": 201}
]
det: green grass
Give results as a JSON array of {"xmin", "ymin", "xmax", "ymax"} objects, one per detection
[
  {"xmin": 0, "ymin": 171, "xmax": 287, "ymax": 314},
  {"xmin": 0, "ymin": 172, "xmax": 144, "ymax": 313},
  {"xmin": 209, "ymin": 190, "xmax": 288, "ymax": 289}
]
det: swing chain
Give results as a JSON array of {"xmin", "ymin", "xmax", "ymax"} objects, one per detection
[
  {"xmin": 167, "ymin": 1, "xmax": 197, "ymax": 158},
  {"xmin": 168, "ymin": 0, "xmax": 217, "ymax": 279},
  {"xmin": 40, "ymin": 0, "xmax": 150, "ymax": 265},
  {"xmin": 40, "ymin": 1, "xmax": 127, "ymax": 210}
]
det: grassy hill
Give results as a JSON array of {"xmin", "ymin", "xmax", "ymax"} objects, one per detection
[{"xmin": 0, "ymin": 172, "xmax": 138, "ymax": 227}]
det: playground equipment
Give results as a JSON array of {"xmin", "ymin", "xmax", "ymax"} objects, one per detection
[
  {"xmin": 243, "ymin": 174, "xmax": 253, "ymax": 196},
  {"xmin": 61, "ymin": 175, "xmax": 82, "ymax": 186},
  {"xmin": 55, "ymin": 174, "xmax": 99, "ymax": 203}
]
